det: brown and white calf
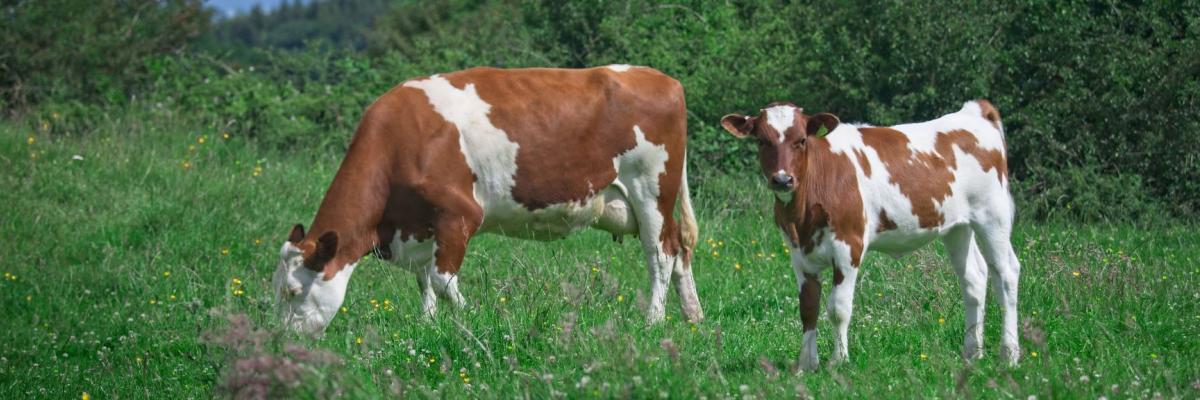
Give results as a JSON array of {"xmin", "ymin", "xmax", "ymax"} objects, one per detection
[
  {"xmin": 273, "ymin": 65, "xmax": 703, "ymax": 334},
  {"xmin": 721, "ymin": 100, "xmax": 1020, "ymax": 370}
]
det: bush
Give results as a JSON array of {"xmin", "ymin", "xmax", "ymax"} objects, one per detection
[
  {"xmin": 7, "ymin": 0, "xmax": 1199, "ymax": 222},
  {"xmin": 0, "ymin": 0, "xmax": 210, "ymax": 112}
]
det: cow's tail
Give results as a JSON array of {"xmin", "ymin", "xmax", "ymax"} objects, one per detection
[
  {"xmin": 974, "ymin": 99, "xmax": 1004, "ymax": 136},
  {"xmin": 678, "ymin": 157, "xmax": 699, "ymax": 256}
]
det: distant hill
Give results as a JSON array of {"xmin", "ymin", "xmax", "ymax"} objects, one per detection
[{"xmin": 198, "ymin": 0, "xmax": 392, "ymax": 59}]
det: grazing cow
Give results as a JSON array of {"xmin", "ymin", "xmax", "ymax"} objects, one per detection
[
  {"xmin": 273, "ymin": 65, "xmax": 703, "ymax": 334},
  {"xmin": 720, "ymin": 100, "xmax": 1020, "ymax": 370}
]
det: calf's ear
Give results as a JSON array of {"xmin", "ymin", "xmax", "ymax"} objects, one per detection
[
  {"xmin": 806, "ymin": 113, "xmax": 840, "ymax": 137},
  {"xmin": 720, "ymin": 114, "xmax": 755, "ymax": 138},
  {"xmin": 288, "ymin": 224, "xmax": 306, "ymax": 243}
]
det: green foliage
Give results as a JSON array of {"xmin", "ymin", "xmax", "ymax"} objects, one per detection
[
  {"xmin": 4, "ymin": 0, "xmax": 1200, "ymax": 221},
  {"xmin": 0, "ymin": 0, "xmax": 210, "ymax": 111},
  {"xmin": 197, "ymin": 0, "xmax": 393, "ymax": 64}
]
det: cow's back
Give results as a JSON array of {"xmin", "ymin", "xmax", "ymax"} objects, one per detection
[
  {"xmin": 834, "ymin": 102, "xmax": 1010, "ymax": 251},
  {"xmin": 390, "ymin": 66, "xmax": 687, "ymax": 239}
]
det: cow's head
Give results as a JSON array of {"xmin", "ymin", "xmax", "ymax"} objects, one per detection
[
  {"xmin": 272, "ymin": 224, "xmax": 354, "ymax": 335},
  {"xmin": 720, "ymin": 103, "xmax": 839, "ymax": 197}
]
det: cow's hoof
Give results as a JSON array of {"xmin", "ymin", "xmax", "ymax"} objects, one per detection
[
  {"xmin": 962, "ymin": 346, "xmax": 984, "ymax": 361},
  {"xmin": 799, "ymin": 354, "xmax": 820, "ymax": 372},
  {"xmin": 999, "ymin": 344, "xmax": 1020, "ymax": 366}
]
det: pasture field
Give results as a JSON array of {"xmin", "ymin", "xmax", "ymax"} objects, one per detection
[{"xmin": 1, "ymin": 118, "xmax": 1197, "ymax": 399}]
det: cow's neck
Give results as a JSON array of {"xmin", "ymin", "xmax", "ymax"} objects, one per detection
[
  {"xmin": 776, "ymin": 141, "xmax": 839, "ymax": 246},
  {"xmin": 306, "ymin": 136, "xmax": 390, "ymax": 272}
]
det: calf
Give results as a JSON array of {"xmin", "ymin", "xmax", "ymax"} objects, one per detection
[
  {"xmin": 720, "ymin": 100, "xmax": 1020, "ymax": 370},
  {"xmin": 273, "ymin": 66, "xmax": 703, "ymax": 334}
]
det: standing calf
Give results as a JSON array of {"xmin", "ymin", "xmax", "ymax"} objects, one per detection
[{"xmin": 720, "ymin": 100, "xmax": 1020, "ymax": 370}]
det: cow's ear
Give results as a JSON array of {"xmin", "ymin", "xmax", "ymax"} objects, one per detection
[
  {"xmin": 307, "ymin": 231, "xmax": 338, "ymax": 272},
  {"xmin": 720, "ymin": 114, "xmax": 756, "ymax": 138},
  {"xmin": 288, "ymin": 224, "xmax": 306, "ymax": 244},
  {"xmin": 806, "ymin": 113, "xmax": 840, "ymax": 137}
]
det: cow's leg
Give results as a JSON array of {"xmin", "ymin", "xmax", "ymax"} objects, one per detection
[
  {"xmin": 428, "ymin": 214, "xmax": 477, "ymax": 311},
  {"xmin": 826, "ymin": 259, "xmax": 859, "ymax": 365},
  {"xmin": 416, "ymin": 270, "xmax": 437, "ymax": 318},
  {"xmin": 972, "ymin": 207, "xmax": 1021, "ymax": 364},
  {"xmin": 943, "ymin": 225, "xmax": 988, "ymax": 360},
  {"xmin": 387, "ymin": 236, "xmax": 442, "ymax": 318},
  {"xmin": 793, "ymin": 260, "xmax": 822, "ymax": 372},
  {"xmin": 631, "ymin": 211, "xmax": 676, "ymax": 324},
  {"xmin": 671, "ymin": 165, "xmax": 703, "ymax": 322},
  {"xmin": 621, "ymin": 179, "xmax": 678, "ymax": 324}
]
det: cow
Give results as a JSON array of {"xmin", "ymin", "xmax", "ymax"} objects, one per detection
[
  {"xmin": 720, "ymin": 100, "xmax": 1020, "ymax": 370},
  {"xmin": 273, "ymin": 65, "xmax": 703, "ymax": 334}
]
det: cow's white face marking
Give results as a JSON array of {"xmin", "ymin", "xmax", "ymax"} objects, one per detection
[
  {"xmin": 273, "ymin": 242, "xmax": 354, "ymax": 335},
  {"xmin": 765, "ymin": 105, "xmax": 797, "ymax": 144},
  {"xmin": 606, "ymin": 64, "xmax": 632, "ymax": 72}
]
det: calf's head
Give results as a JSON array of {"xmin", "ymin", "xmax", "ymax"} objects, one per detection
[
  {"xmin": 272, "ymin": 224, "xmax": 354, "ymax": 335},
  {"xmin": 720, "ymin": 103, "xmax": 839, "ymax": 195}
]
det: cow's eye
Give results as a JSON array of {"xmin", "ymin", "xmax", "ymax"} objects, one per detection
[{"xmin": 792, "ymin": 138, "xmax": 805, "ymax": 149}]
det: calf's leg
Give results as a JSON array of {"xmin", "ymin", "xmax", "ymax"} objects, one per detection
[
  {"xmin": 793, "ymin": 265, "xmax": 822, "ymax": 371},
  {"xmin": 943, "ymin": 225, "xmax": 989, "ymax": 360},
  {"xmin": 972, "ymin": 219, "xmax": 1021, "ymax": 365},
  {"xmin": 826, "ymin": 264, "xmax": 858, "ymax": 365}
]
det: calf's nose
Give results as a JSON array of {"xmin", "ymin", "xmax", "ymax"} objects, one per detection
[{"xmin": 771, "ymin": 174, "xmax": 795, "ymax": 189}]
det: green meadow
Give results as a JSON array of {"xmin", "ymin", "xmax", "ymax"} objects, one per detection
[{"xmin": 1, "ymin": 114, "xmax": 1196, "ymax": 398}]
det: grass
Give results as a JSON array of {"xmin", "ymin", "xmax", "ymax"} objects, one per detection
[{"xmin": 1, "ymin": 113, "xmax": 1197, "ymax": 399}]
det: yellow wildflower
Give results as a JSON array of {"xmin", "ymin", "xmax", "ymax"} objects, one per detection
[
  {"xmin": 919, "ymin": 353, "xmax": 927, "ymax": 360},
  {"xmin": 27, "ymin": 136, "xmax": 35, "ymax": 145},
  {"xmin": 617, "ymin": 294, "xmax": 624, "ymax": 302},
  {"xmin": 163, "ymin": 271, "xmax": 171, "ymax": 278},
  {"xmin": 222, "ymin": 132, "xmax": 231, "ymax": 140},
  {"xmin": 1072, "ymin": 271, "xmax": 1080, "ymax": 277},
  {"xmin": 938, "ymin": 317, "xmax": 945, "ymax": 325},
  {"xmin": 82, "ymin": 392, "xmax": 90, "ymax": 400},
  {"xmin": 1030, "ymin": 351, "xmax": 1038, "ymax": 358},
  {"xmin": 181, "ymin": 161, "xmax": 192, "ymax": 170},
  {"xmin": 735, "ymin": 263, "xmax": 742, "ymax": 270},
  {"xmin": 356, "ymin": 337, "xmax": 363, "ymax": 345},
  {"xmin": 221, "ymin": 248, "xmax": 230, "ymax": 256},
  {"xmin": 500, "ymin": 296, "xmax": 507, "ymax": 303},
  {"xmin": 198, "ymin": 135, "xmax": 207, "ymax": 144}
]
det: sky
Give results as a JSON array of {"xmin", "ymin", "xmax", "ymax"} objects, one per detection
[{"xmin": 205, "ymin": 0, "xmax": 292, "ymax": 18}]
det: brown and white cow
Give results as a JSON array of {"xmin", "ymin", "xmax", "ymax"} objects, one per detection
[
  {"xmin": 273, "ymin": 65, "xmax": 703, "ymax": 334},
  {"xmin": 721, "ymin": 100, "xmax": 1020, "ymax": 370}
]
